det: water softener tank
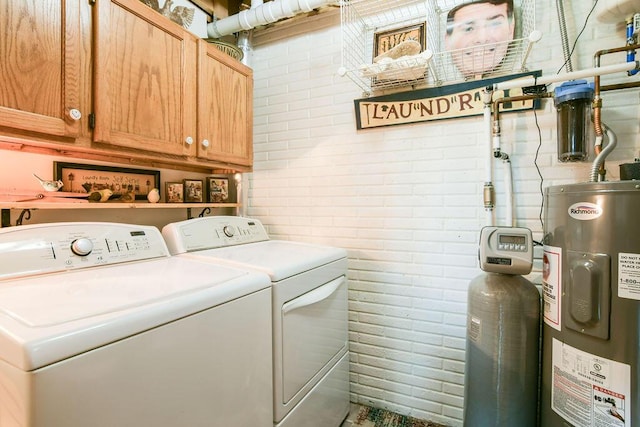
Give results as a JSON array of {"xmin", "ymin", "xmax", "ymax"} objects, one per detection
[
  {"xmin": 541, "ymin": 181, "xmax": 640, "ymax": 426},
  {"xmin": 464, "ymin": 227, "xmax": 540, "ymax": 426},
  {"xmin": 554, "ymin": 80, "xmax": 594, "ymax": 162}
]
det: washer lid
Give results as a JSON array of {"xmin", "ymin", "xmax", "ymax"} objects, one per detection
[
  {"xmin": 0, "ymin": 257, "xmax": 270, "ymax": 371},
  {"xmin": 189, "ymin": 240, "xmax": 347, "ymax": 281}
]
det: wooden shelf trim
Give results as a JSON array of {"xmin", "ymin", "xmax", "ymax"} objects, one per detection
[{"xmin": 0, "ymin": 202, "xmax": 239, "ymax": 210}]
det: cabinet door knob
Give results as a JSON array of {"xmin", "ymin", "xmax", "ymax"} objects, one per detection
[
  {"xmin": 185, "ymin": 136, "xmax": 194, "ymax": 145},
  {"xmin": 201, "ymin": 139, "xmax": 210, "ymax": 148},
  {"xmin": 68, "ymin": 109, "xmax": 82, "ymax": 121}
]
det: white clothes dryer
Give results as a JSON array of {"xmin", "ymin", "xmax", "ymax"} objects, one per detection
[
  {"xmin": 162, "ymin": 216, "xmax": 350, "ymax": 427},
  {"xmin": 0, "ymin": 222, "xmax": 273, "ymax": 427}
]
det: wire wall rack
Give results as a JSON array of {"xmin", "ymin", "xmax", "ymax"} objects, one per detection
[{"xmin": 339, "ymin": 0, "xmax": 538, "ymax": 97}]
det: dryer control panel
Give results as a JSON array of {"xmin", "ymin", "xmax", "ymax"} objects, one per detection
[
  {"xmin": 0, "ymin": 222, "xmax": 169, "ymax": 280},
  {"xmin": 162, "ymin": 216, "xmax": 269, "ymax": 254}
]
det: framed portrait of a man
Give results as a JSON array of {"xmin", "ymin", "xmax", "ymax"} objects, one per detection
[{"xmin": 443, "ymin": 0, "xmax": 517, "ymax": 79}]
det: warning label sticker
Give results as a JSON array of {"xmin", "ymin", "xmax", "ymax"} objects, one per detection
[
  {"xmin": 543, "ymin": 246, "xmax": 562, "ymax": 331},
  {"xmin": 551, "ymin": 339, "xmax": 630, "ymax": 427},
  {"xmin": 618, "ymin": 252, "xmax": 640, "ymax": 300}
]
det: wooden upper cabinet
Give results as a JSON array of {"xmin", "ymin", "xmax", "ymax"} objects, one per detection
[
  {"xmin": 93, "ymin": 0, "xmax": 197, "ymax": 157},
  {"xmin": 197, "ymin": 41, "xmax": 253, "ymax": 167},
  {"xmin": 0, "ymin": 0, "xmax": 81, "ymax": 138}
]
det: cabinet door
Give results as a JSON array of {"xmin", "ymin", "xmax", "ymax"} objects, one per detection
[
  {"xmin": 0, "ymin": 0, "xmax": 81, "ymax": 138},
  {"xmin": 93, "ymin": 0, "xmax": 197, "ymax": 157},
  {"xmin": 197, "ymin": 42, "xmax": 253, "ymax": 167}
]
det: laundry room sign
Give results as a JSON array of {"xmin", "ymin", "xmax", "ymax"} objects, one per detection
[{"xmin": 354, "ymin": 71, "xmax": 542, "ymax": 130}]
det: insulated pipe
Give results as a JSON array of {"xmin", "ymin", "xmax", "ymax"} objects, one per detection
[
  {"xmin": 493, "ymin": 61, "xmax": 639, "ymax": 91},
  {"xmin": 491, "ymin": 92, "xmax": 551, "ymax": 227},
  {"xmin": 482, "ymin": 89, "xmax": 495, "ymax": 226},
  {"xmin": 208, "ymin": 0, "xmax": 336, "ymax": 38}
]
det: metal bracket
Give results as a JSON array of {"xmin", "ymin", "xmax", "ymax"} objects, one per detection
[
  {"xmin": 199, "ymin": 207, "xmax": 211, "ymax": 217},
  {"xmin": 16, "ymin": 209, "xmax": 31, "ymax": 226}
]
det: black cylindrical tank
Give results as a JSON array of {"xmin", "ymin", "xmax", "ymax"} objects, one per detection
[
  {"xmin": 463, "ymin": 272, "xmax": 541, "ymax": 427},
  {"xmin": 541, "ymin": 181, "xmax": 640, "ymax": 426}
]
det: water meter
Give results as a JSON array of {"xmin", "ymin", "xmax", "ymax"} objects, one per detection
[{"xmin": 478, "ymin": 226, "xmax": 533, "ymax": 275}]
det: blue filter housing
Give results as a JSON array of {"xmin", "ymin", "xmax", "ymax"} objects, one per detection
[{"xmin": 554, "ymin": 80, "xmax": 594, "ymax": 162}]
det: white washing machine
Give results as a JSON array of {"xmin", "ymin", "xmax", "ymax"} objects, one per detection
[
  {"xmin": 162, "ymin": 216, "xmax": 350, "ymax": 427},
  {"xmin": 0, "ymin": 222, "xmax": 273, "ymax": 427}
]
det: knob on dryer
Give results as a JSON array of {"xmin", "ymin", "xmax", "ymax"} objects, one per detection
[
  {"xmin": 223, "ymin": 225, "xmax": 236, "ymax": 237},
  {"xmin": 71, "ymin": 238, "xmax": 93, "ymax": 256}
]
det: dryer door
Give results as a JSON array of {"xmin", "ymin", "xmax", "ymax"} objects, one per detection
[{"xmin": 281, "ymin": 275, "xmax": 348, "ymax": 403}]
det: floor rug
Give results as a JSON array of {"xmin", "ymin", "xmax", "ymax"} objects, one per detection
[{"xmin": 353, "ymin": 406, "xmax": 447, "ymax": 427}]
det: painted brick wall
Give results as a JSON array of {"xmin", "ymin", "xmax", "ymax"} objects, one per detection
[{"xmin": 248, "ymin": 2, "xmax": 640, "ymax": 425}]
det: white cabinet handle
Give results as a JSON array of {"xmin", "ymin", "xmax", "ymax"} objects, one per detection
[
  {"xmin": 185, "ymin": 136, "xmax": 194, "ymax": 145},
  {"xmin": 201, "ymin": 139, "xmax": 210, "ymax": 148},
  {"xmin": 282, "ymin": 276, "xmax": 345, "ymax": 314},
  {"xmin": 68, "ymin": 109, "xmax": 82, "ymax": 121}
]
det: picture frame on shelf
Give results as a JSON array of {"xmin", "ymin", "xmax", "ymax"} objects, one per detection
[
  {"xmin": 165, "ymin": 182, "xmax": 184, "ymax": 203},
  {"xmin": 371, "ymin": 23, "xmax": 428, "ymax": 85},
  {"xmin": 54, "ymin": 162, "xmax": 160, "ymax": 201},
  {"xmin": 183, "ymin": 179, "xmax": 204, "ymax": 203},
  {"xmin": 206, "ymin": 177, "xmax": 230, "ymax": 203},
  {"xmin": 373, "ymin": 23, "xmax": 427, "ymax": 59}
]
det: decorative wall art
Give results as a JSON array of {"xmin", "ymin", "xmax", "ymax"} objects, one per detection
[
  {"xmin": 443, "ymin": 0, "xmax": 518, "ymax": 80},
  {"xmin": 165, "ymin": 182, "xmax": 184, "ymax": 203},
  {"xmin": 354, "ymin": 70, "xmax": 541, "ymax": 129},
  {"xmin": 54, "ymin": 162, "xmax": 160, "ymax": 201},
  {"xmin": 183, "ymin": 179, "xmax": 204, "ymax": 203}
]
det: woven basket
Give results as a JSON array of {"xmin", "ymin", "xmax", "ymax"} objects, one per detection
[{"xmin": 205, "ymin": 39, "xmax": 244, "ymax": 62}]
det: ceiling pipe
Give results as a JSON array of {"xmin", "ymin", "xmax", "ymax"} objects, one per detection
[{"xmin": 208, "ymin": 0, "xmax": 337, "ymax": 39}]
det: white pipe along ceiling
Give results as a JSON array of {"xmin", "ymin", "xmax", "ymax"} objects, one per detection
[{"xmin": 208, "ymin": 0, "xmax": 337, "ymax": 38}]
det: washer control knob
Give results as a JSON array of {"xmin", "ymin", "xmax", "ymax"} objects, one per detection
[
  {"xmin": 70, "ymin": 238, "xmax": 93, "ymax": 256},
  {"xmin": 223, "ymin": 225, "xmax": 236, "ymax": 238}
]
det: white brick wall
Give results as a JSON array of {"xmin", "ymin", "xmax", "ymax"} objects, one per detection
[{"xmin": 249, "ymin": 2, "xmax": 639, "ymax": 425}]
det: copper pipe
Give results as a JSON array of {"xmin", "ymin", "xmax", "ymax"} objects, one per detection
[
  {"xmin": 601, "ymin": 81, "xmax": 640, "ymax": 92},
  {"xmin": 591, "ymin": 43, "xmax": 640, "ymax": 178},
  {"xmin": 492, "ymin": 93, "xmax": 552, "ymax": 139}
]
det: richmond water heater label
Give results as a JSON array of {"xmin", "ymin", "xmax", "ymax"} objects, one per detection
[
  {"xmin": 568, "ymin": 202, "xmax": 603, "ymax": 220},
  {"xmin": 618, "ymin": 252, "xmax": 640, "ymax": 300},
  {"xmin": 551, "ymin": 339, "xmax": 630, "ymax": 427},
  {"xmin": 542, "ymin": 246, "xmax": 562, "ymax": 331}
]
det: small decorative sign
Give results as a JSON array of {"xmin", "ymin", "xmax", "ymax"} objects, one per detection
[
  {"xmin": 354, "ymin": 71, "xmax": 542, "ymax": 130},
  {"xmin": 54, "ymin": 162, "xmax": 160, "ymax": 201}
]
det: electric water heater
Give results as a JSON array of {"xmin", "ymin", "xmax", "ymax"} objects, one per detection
[{"xmin": 541, "ymin": 181, "xmax": 640, "ymax": 426}]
